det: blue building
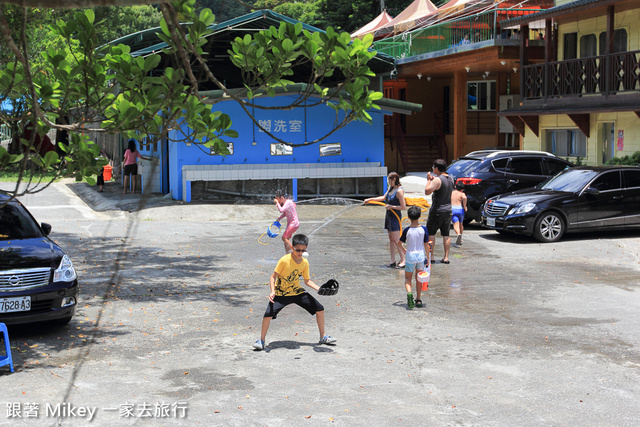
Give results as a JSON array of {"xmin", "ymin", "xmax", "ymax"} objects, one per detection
[{"xmin": 108, "ymin": 10, "xmax": 421, "ymax": 201}]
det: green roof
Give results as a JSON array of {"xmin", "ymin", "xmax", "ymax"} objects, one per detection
[{"xmin": 199, "ymin": 83, "xmax": 422, "ymax": 115}]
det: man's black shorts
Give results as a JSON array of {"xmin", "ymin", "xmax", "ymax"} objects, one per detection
[
  {"xmin": 427, "ymin": 210, "xmax": 453, "ymax": 237},
  {"xmin": 263, "ymin": 293, "xmax": 325, "ymax": 319}
]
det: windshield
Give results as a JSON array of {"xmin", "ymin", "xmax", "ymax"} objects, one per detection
[
  {"xmin": 447, "ymin": 159, "xmax": 487, "ymax": 178},
  {"xmin": 0, "ymin": 202, "xmax": 43, "ymax": 240},
  {"xmin": 538, "ymin": 169, "xmax": 599, "ymax": 192}
]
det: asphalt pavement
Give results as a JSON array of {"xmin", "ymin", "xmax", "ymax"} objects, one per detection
[{"xmin": 1, "ymin": 177, "xmax": 639, "ymax": 426}]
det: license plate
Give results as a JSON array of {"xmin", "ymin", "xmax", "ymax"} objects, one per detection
[
  {"xmin": 0, "ymin": 296, "xmax": 31, "ymax": 313},
  {"xmin": 487, "ymin": 217, "xmax": 496, "ymax": 227}
]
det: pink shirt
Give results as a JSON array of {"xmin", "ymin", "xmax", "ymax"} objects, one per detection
[
  {"xmin": 123, "ymin": 149, "xmax": 142, "ymax": 166},
  {"xmin": 277, "ymin": 199, "xmax": 300, "ymax": 227}
]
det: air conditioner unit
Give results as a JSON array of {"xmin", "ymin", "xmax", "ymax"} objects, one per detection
[{"xmin": 499, "ymin": 95, "xmax": 519, "ymax": 133}]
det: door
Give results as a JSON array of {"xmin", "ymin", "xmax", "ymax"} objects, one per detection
[
  {"xmin": 623, "ymin": 169, "xmax": 640, "ymax": 225},
  {"xmin": 600, "ymin": 122, "xmax": 615, "ymax": 165},
  {"xmin": 504, "ymin": 157, "xmax": 545, "ymax": 192},
  {"xmin": 577, "ymin": 170, "xmax": 625, "ymax": 228}
]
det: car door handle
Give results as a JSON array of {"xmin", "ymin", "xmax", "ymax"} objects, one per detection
[
  {"xmin": 508, "ymin": 179, "xmax": 519, "ymax": 185},
  {"xmin": 613, "ymin": 195, "xmax": 623, "ymax": 200}
]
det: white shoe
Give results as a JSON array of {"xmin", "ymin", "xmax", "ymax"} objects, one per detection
[
  {"xmin": 319, "ymin": 335, "xmax": 336, "ymax": 345},
  {"xmin": 456, "ymin": 235, "xmax": 463, "ymax": 245},
  {"xmin": 253, "ymin": 339, "xmax": 265, "ymax": 350}
]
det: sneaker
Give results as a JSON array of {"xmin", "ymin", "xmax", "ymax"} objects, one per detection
[
  {"xmin": 319, "ymin": 335, "xmax": 337, "ymax": 345},
  {"xmin": 407, "ymin": 292, "xmax": 415, "ymax": 309},
  {"xmin": 415, "ymin": 299, "xmax": 423, "ymax": 307},
  {"xmin": 253, "ymin": 339, "xmax": 265, "ymax": 350},
  {"xmin": 456, "ymin": 234, "xmax": 463, "ymax": 246}
]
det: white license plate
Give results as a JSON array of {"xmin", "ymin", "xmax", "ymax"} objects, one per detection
[
  {"xmin": 0, "ymin": 296, "xmax": 31, "ymax": 313},
  {"xmin": 487, "ymin": 217, "xmax": 496, "ymax": 227}
]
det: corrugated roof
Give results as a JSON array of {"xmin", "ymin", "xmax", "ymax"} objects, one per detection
[{"xmin": 103, "ymin": 9, "xmax": 393, "ymax": 70}]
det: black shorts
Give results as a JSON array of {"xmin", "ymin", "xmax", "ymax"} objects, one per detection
[
  {"xmin": 124, "ymin": 164, "xmax": 138, "ymax": 176},
  {"xmin": 97, "ymin": 172, "xmax": 104, "ymax": 186},
  {"xmin": 263, "ymin": 293, "xmax": 325, "ymax": 319},
  {"xmin": 427, "ymin": 210, "xmax": 453, "ymax": 237}
]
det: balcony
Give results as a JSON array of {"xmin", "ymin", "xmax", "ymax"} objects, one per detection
[
  {"xmin": 523, "ymin": 50, "xmax": 640, "ymax": 101},
  {"xmin": 371, "ymin": 8, "xmax": 542, "ymax": 62}
]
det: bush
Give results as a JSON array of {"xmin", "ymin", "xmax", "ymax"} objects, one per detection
[{"xmin": 606, "ymin": 151, "xmax": 640, "ymax": 166}]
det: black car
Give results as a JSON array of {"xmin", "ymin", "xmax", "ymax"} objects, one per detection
[
  {"xmin": 446, "ymin": 150, "xmax": 574, "ymax": 223},
  {"xmin": 0, "ymin": 194, "xmax": 78, "ymax": 325},
  {"xmin": 481, "ymin": 166, "xmax": 640, "ymax": 243}
]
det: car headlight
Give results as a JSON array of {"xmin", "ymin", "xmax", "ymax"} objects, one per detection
[
  {"xmin": 53, "ymin": 254, "xmax": 77, "ymax": 282},
  {"xmin": 509, "ymin": 203, "xmax": 536, "ymax": 215}
]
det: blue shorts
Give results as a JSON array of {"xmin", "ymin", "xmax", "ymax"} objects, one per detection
[
  {"xmin": 452, "ymin": 206, "xmax": 465, "ymax": 224},
  {"xmin": 405, "ymin": 260, "xmax": 425, "ymax": 273}
]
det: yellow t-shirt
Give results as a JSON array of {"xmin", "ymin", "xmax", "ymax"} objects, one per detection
[{"xmin": 274, "ymin": 254, "xmax": 309, "ymax": 296}]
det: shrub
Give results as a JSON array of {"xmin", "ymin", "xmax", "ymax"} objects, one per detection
[{"xmin": 606, "ymin": 151, "xmax": 640, "ymax": 166}]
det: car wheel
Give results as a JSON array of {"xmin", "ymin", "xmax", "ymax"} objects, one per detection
[{"xmin": 533, "ymin": 212, "xmax": 565, "ymax": 243}]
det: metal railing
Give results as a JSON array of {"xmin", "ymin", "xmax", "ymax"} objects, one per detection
[
  {"xmin": 522, "ymin": 50, "xmax": 640, "ymax": 100},
  {"xmin": 371, "ymin": 8, "xmax": 541, "ymax": 60}
]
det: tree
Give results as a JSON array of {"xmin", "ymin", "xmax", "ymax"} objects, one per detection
[{"xmin": 0, "ymin": 0, "xmax": 383, "ymax": 200}]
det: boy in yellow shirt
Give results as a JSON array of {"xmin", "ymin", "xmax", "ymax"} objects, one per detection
[{"xmin": 253, "ymin": 234, "xmax": 337, "ymax": 350}]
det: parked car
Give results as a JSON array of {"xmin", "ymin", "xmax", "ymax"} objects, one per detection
[
  {"xmin": 446, "ymin": 150, "xmax": 574, "ymax": 223},
  {"xmin": 481, "ymin": 166, "xmax": 640, "ymax": 243},
  {"xmin": 0, "ymin": 194, "xmax": 78, "ymax": 325}
]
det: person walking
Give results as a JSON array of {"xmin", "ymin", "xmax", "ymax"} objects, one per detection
[
  {"xmin": 122, "ymin": 139, "xmax": 152, "ymax": 194},
  {"xmin": 424, "ymin": 159, "xmax": 454, "ymax": 264},
  {"xmin": 399, "ymin": 206, "xmax": 430, "ymax": 309},
  {"xmin": 365, "ymin": 172, "xmax": 406, "ymax": 268},
  {"xmin": 451, "ymin": 182, "xmax": 468, "ymax": 246}
]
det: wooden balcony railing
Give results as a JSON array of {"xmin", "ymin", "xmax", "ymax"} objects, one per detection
[{"xmin": 522, "ymin": 50, "xmax": 640, "ymax": 100}]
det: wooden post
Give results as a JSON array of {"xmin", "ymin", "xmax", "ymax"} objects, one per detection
[{"xmin": 453, "ymin": 70, "xmax": 466, "ymax": 161}]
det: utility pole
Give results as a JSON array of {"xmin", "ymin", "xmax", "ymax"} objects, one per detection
[{"xmin": 381, "ymin": 0, "xmax": 385, "ymax": 13}]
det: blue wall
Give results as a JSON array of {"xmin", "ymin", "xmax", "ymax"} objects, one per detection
[{"xmin": 168, "ymin": 95, "xmax": 387, "ymax": 200}]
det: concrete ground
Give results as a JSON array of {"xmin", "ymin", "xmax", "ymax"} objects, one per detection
[{"xmin": 1, "ymin": 177, "xmax": 639, "ymax": 426}]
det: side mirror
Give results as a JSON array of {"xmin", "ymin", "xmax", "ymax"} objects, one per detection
[
  {"xmin": 41, "ymin": 223, "xmax": 52, "ymax": 236},
  {"xmin": 586, "ymin": 187, "xmax": 600, "ymax": 196}
]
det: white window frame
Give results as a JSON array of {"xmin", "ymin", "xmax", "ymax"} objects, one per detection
[
  {"xmin": 467, "ymin": 80, "xmax": 496, "ymax": 111},
  {"xmin": 545, "ymin": 129, "xmax": 587, "ymax": 158}
]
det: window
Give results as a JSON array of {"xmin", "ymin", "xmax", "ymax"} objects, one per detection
[
  {"xmin": 580, "ymin": 34, "xmax": 597, "ymax": 57},
  {"xmin": 544, "ymin": 158, "xmax": 571, "ymax": 175},
  {"xmin": 599, "ymin": 29, "xmax": 628, "ymax": 54},
  {"xmin": 319, "ymin": 143, "xmax": 341, "ymax": 157},
  {"xmin": 467, "ymin": 81, "xmax": 496, "ymax": 111},
  {"xmin": 590, "ymin": 171, "xmax": 621, "ymax": 191},
  {"xmin": 564, "ymin": 32, "xmax": 577, "ymax": 60},
  {"xmin": 492, "ymin": 158, "xmax": 509, "ymax": 172},
  {"xmin": 545, "ymin": 129, "xmax": 587, "ymax": 157},
  {"xmin": 508, "ymin": 158, "xmax": 543, "ymax": 175},
  {"xmin": 623, "ymin": 170, "xmax": 640, "ymax": 189},
  {"xmin": 270, "ymin": 143, "xmax": 292, "ymax": 156}
]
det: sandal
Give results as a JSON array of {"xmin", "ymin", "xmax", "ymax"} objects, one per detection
[
  {"xmin": 415, "ymin": 299, "xmax": 423, "ymax": 307},
  {"xmin": 388, "ymin": 262, "xmax": 397, "ymax": 268},
  {"xmin": 440, "ymin": 259, "xmax": 450, "ymax": 264},
  {"xmin": 396, "ymin": 262, "xmax": 405, "ymax": 269}
]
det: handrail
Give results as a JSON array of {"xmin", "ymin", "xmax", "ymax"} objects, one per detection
[
  {"xmin": 371, "ymin": 8, "xmax": 542, "ymax": 60},
  {"xmin": 522, "ymin": 50, "xmax": 640, "ymax": 100}
]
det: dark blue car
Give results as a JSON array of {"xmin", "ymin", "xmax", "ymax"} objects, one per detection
[{"xmin": 0, "ymin": 194, "xmax": 78, "ymax": 325}]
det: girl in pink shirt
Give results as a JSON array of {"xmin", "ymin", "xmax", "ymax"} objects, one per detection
[
  {"xmin": 274, "ymin": 189, "xmax": 300, "ymax": 254},
  {"xmin": 122, "ymin": 139, "xmax": 152, "ymax": 194}
]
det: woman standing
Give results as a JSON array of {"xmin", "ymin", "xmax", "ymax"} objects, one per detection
[
  {"xmin": 365, "ymin": 172, "xmax": 406, "ymax": 268},
  {"xmin": 122, "ymin": 139, "xmax": 152, "ymax": 194}
]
